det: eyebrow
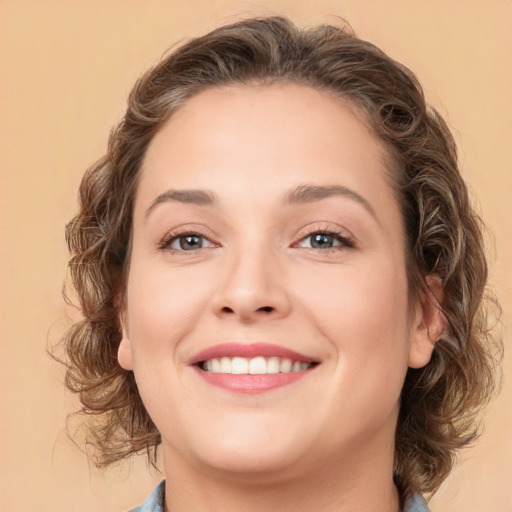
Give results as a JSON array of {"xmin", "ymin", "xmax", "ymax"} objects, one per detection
[
  {"xmin": 145, "ymin": 189, "xmax": 216, "ymax": 217},
  {"xmin": 284, "ymin": 184, "xmax": 377, "ymax": 220},
  {"xmin": 145, "ymin": 184, "xmax": 376, "ymax": 221}
]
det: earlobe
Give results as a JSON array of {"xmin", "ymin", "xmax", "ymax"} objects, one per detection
[
  {"xmin": 408, "ymin": 275, "xmax": 447, "ymax": 369},
  {"xmin": 117, "ymin": 310, "xmax": 134, "ymax": 371},
  {"xmin": 118, "ymin": 336, "xmax": 134, "ymax": 371}
]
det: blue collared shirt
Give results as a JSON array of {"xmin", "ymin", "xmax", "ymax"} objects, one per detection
[{"xmin": 128, "ymin": 481, "xmax": 430, "ymax": 511}]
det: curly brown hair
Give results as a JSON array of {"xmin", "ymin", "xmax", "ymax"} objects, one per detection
[{"xmin": 62, "ymin": 16, "xmax": 501, "ymax": 502}]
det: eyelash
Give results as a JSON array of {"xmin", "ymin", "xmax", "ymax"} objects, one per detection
[
  {"xmin": 158, "ymin": 228, "xmax": 217, "ymax": 252},
  {"xmin": 158, "ymin": 226, "xmax": 355, "ymax": 253},
  {"xmin": 294, "ymin": 227, "xmax": 355, "ymax": 251}
]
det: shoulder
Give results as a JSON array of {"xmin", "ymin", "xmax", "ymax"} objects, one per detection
[
  {"xmin": 127, "ymin": 481, "xmax": 165, "ymax": 512},
  {"xmin": 403, "ymin": 494, "xmax": 430, "ymax": 512}
]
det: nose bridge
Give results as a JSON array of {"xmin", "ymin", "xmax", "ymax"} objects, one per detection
[{"xmin": 213, "ymin": 233, "xmax": 291, "ymax": 322}]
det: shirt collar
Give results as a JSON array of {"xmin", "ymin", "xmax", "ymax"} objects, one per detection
[{"xmin": 132, "ymin": 481, "xmax": 430, "ymax": 512}]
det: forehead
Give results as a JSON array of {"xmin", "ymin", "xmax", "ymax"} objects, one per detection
[{"xmin": 139, "ymin": 83, "xmax": 393, "ymax": 201}]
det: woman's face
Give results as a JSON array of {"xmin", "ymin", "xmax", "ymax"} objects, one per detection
[{"xmin": 118, "ymin": 84, "xmax": 435, "ymax": 479}]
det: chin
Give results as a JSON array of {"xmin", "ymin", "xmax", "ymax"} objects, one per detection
[
  {"xmin": 176, "ymin": 417, "xmax": 316, "ymax": 480},
  {"xmin": 196, "ymin": 446, "xmax": 307, "ymax": 483}
]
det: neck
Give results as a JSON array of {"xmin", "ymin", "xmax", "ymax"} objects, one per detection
[{"xmin": 162, "ymin": 432, "xmax": 400, "ymax": 512}]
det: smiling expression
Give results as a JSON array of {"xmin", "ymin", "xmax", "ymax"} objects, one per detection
[{"xmin": 117, "ymin": 84, "xmax": 435, "ymax": 480}]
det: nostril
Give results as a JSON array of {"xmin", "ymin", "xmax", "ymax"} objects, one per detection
[{"xmin": 216, "ymin": 305, "xmax": 277, "ymax": 318}]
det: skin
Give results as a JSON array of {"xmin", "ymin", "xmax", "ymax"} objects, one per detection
[{"xmin": 118, "ymin": 84, "xmax": 443, "ymax": 512}]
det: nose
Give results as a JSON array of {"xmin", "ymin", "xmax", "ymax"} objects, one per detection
[{"xmin": 211, "ymin": 246, "xmax": 292, "ymax": 324}]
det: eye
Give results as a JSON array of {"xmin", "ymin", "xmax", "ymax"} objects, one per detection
[
  {"xmin": 297, "ymin": 231, "xmax": 354, "ymax": 250},
  {"xmin": 163, "ymin": 233, "xmax": 217, "ymax": 251}
]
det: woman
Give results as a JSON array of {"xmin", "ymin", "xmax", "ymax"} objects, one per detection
[{"xmin": 62, "ymin": 17, "xmax": 501, "ymax": 512}]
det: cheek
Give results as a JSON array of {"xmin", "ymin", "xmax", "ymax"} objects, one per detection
[
  {"xmin": 298, "ymin": 260, "xmax": 411, "ymax": 368},
  {"xmin": 125, "ymin": 261, "xmax": 213, "ymax": 358}
]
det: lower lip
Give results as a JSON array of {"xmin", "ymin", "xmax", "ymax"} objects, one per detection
[{"xmin": 193, "ymin": 367, "xmax": 312, "ymax": 393}]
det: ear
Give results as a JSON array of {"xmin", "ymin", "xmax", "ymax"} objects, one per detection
[
  {"xmin": 408, "ymin": 275, "xmax": 447, "ymax": 369},
  {"xmin": 117, "ymin": 309, "xmax": 134, "ymax": 371}
]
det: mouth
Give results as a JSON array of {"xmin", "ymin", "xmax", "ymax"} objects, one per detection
[
  {"xmin": 190, "ymin": 343, "xmax": 319, "ymax": 393},
  {"xmin": 199, "ymin": 356, "xmax": 315, "ymax": 374}
]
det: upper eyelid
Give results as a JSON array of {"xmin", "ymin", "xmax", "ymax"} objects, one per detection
[
  {"xmin": 293, "ymin": 222, "xmax": 355, "ymax": 242},
  {"xmin": 160, "ymin": 223, "xmax": 216, "ymax": 239}
]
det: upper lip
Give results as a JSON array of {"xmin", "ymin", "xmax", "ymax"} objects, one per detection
[{"xmin": 188, "ymin": 343, "xmax": 317, "ymax": 365}]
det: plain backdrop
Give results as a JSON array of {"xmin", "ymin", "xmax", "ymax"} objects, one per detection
[{"xmin": 1, "ymin": 1, "xmax": 510, "ymax": 511}]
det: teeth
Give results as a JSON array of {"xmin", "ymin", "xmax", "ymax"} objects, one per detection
[
  {"xmin": 211, "ymin": 358, "xmax": 221, "ymax": 372},
  {"xmin": 249, "ymin": 356, "xmax": 267, "ymax": 375},
  {"xmin": 220, "ymin": 356, "xmax": 231, "ymax": 373},
  {"xmin": 280, "ymin": 358, "xmax": 292, "ymax": 373},
  {"xmin": 267, "ymin": 357, "xmax": 280, "ymax": 374},
  {"xmin": 231, "ymin": 357, "xmax": 249, "ymax": 374},
  {"xmin": 202, "ymin": 356, "xmax": 313, "ymax": 374}
]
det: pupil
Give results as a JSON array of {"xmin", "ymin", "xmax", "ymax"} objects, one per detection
[
  {"xmin": 312, "ymin": 234, "xmax": 333, "ymax": 248},
  {"xmin": 180, "ymin": 235, "xmax": 202, "ymax": 250}
]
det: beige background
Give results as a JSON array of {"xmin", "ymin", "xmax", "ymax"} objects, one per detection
[{"xmin": 1, "ymin": 1, "xmax": 510, "ymax": 511}]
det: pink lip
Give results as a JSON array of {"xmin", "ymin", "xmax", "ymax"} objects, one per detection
[
  {"xmin": 188, "ymin": 342, "xmax": 316, "ymax": 365},
  {"xmin": 193, "ymin": 368, "xmax": 312, "ymax": 393}
]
